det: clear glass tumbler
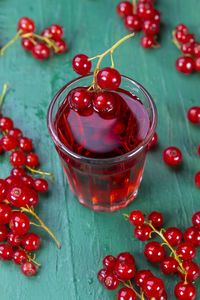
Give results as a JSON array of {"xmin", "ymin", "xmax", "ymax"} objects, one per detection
[{"xmin": 47, "ymin": 75, "xmax": 157, "ymax": 212}]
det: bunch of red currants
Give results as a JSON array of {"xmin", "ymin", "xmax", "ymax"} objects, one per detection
[{"xmin": 116, "ymin": 0, "xmax": 161, "ymax": 49}]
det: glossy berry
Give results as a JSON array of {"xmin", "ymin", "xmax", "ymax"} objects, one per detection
[
  {"xmin": 141, "ymin": 36, "xmax": 154, "ymax": 49},
  {"xmin": 33, "ymin": 178, "xmax": 48, "ymax": 193},
  {"xmin": 163, "ymin": 147, "xmax": 182, "ymax": 167},
  {"xmin": 176, "ymin": 24, "xmax": 188, "ymax": 33},
  {"xmin": 54, "ymin": 39, "xmax": 67, "ymax": 54},
  {"xmin": 116, "ymin": 287, "xmax": 136, "ymax": 300},
  {"xmin": 142, "ymin": 20, "xmax": 159, "ymax": 36},
  {"xmin": 129, "ymin": 210, "xmax": 144, "ymax": 226},
  {"xmin": 0, "ymin": 117, "xmax": 13, "ymax": 131},
  {"xmin": 160, "ymin": 257, "xmax": 178, "ymax": 274},
  {"xmin": 116, "ymin": 252, "xmax": 135, "ymax": 265},
  {"xmin": 184, "ymin": 226, "xmax": 200, "ymax": 247},
  {"xmin": 32, "ymin": 43, "xmax": 50, "ymax": 60},
  {"xmin": 11, "ymin": 167, "xmax": 26, "ymax": 177},
  {"xmin": 41, "ymin": 28, "xmax": 51, "ymax": 37},
  {"xmin": 134, "ymin": 269, "xmax": 153, "ymax": 287},
  {"xmin": 176, "ymin": 242, "xmax": 196, "ymax": 261},
  {"xmin": 8, "ymin": 128, "xmax": 22, "ymax": 139},
  {"xmin": 174, "ymin": 282, "xmax": 196, "ymax": 300},
  {"xmin": 144, "ymin": 241, "xmax": 165, "ymax": 263},
  {"xmin": 0, "ymin": 244, "xmax": 14, "ymax": 260},
  {"xmin": 22, "ymin": 232, "xmax": 41, "ymax": 251},
  {"xmin": 0, "ymin": 179, "xmax": 8, "ymax": 201},
  {"xmin": 181, "ymin": 42, "xmax": 194, "ymax": 55},
  {"xmin": 0, "ymin": 136, "xmax": 18, "ymax": 151},
  {"xmin": 0, "ymin": 203, "xmax": 12, "ymax": 224},
  {"xmin": 69, "ymin": 88, "xmax": 92, "ymax": 113},
  {"xmin": 10, "ymin": 150, "xmax": 26, "ymax": 167},
  {"xmin": 187, "ymin": 107, "xmax": 200, "ymax": 124},
  {"xmin": 102, "ymin": 255, "xmax": 116, "ymax": 271},
  {"xmin": 18, "ymin": 17, "xmax": 35, "ymax": 33},
  {"xmin": 21, "ymin": 261, "xmax": 37, "ymax": 277},
  {"xmin": 185, "ymin": 33, "xmax": 195, "ymax": 44},
  {"xmin": 195, "ymin": 57, "xmax": 200, "ymax": 72},
  {"xmin": 7, "ymin": 232, "xmax": 22, "ymax": 247},
  {"xmin": 134, "ymin": 224, "xmax": 152, "ymax": 241},
  {"xmin": 124, "ymin": 14, "xmax": 142, "ymax": 31},
  {"xmin": 103, "ymin": 274, "xmax": 119, "ymax": 290},
  {"xmin": 26, "ymin": 153, "xmax": 39, "ymax": 168},
  {"xmin": 164, "ymin": 227, "xmax": 183, "ymax": 247},
  {"xmin": 97, "ymin": 269, "xmax": 110, "ymax": 284},
  {"xmin": 12, "ymin": 249, "xmax": 28, "ymax": 265},
  {"xmin": 148, "ymin": 211, "xmax": 163, "ymax": 228},
  {"xmin": 9, "ymin": 212, "xmax": 30, "ymax": 235},
  {"xmin": 148, "ymin": 132, "xmax": 158, "ymax": 148},
  {"xmin": 175, "ymin": 31, "xmax": 187, "ymax": 44},
  {"xmin": 176, "ymin": 56, "xmax": 195, "ymax": 74},
  {"xmin": 142, "ymin": 276, "xmax": 165, "ymax": 298},
  {"xmin": 192, "ymin": 211, "xmax": 200, "ymax": 229},
  {"xmin": 20, "ymin": 175, "xmax": 34, "ymax": 188},
  {"xmin": 93, "ymin": 91, "xmax": 117, "ymax": 117},
  {"xmin": 116, "ymin": 1, "xmax": 133, "ymax": 18},
  {"xmin": 5, "ymin": 176, "xmax": 20, "ymax": 187},
  {"xmin": 0, "ymin": 224, "xmax": 8, "ymax": 242},
  {"xmin": 19, "ymin": 137, "xmax": 33, "ymax": 153},
  {"xmin": 194, "ymin": 171, "xmax": 200, "ymax": 188},
  {"xmin": 7, "ymin": 185, "xmax": 30, "ymax": 207},
  {"xmin": 115, "ymin": 261, "xmax": 135, "ymax": 281},
  {"xmin": 27, "ymin": 188, "xmax": 39, "ymax": 207},
  {"xmin": 72, "ymin": 54, "xmax": 92, "ymax": 76},
  {"xmin": 137, "ymin": 3, "xmax": 155, "ymax": 19},
  {"xmin": 21, "ymin": 38, "xmax": 35, "ymax": 51},
  {"xmin": 97, "ymin": 67, "xmax": 121, "ymax": 90},
  {"xmin": 49, "ymin": 24, "xmax": 63, "ymax": 39},
  {"xmin": 151, "ymin": 9, "xmax": 161, "ymax": 23},
  {"xmin": 193, "ymin": 43, "xmax": 200, "ymax": 58},
  {"xmin": 178, "ymin": 261, "xmax": 200, "ymax": 282}
]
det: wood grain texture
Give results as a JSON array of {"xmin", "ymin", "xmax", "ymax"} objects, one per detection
[{"xmin": 0, "ymin": 0, "xmax": 199, "ymax": 299}]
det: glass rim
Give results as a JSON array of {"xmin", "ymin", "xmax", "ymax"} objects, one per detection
[{"xmin": 47, "ymin": 74, "xmax": 157, "ymax": 165}]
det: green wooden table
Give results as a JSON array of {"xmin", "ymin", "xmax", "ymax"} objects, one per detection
[{"xmin": 0, "ymin": 0, "xmax": 199, "ymax": 299}]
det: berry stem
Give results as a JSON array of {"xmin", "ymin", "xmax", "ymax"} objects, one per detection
[
  {"xmin": 25, "ymin": 165, "xmax": 55, "ymax": 183},
  {"xmin": 30, "ymin": 221, "xmax": 43, "ymax": 228},
  {"xmin": 172, "ymin": 30, "xmax": 181, "ymax": 50},
  {"xmin": 0, "ymin": 82, "xmax": 8, "ymax": 113},
  {"xmin": 0, "ymin": 30, "xmax": 22, "ymax": 56},
  {"xmin": 19, "ymin": 246, "xmax": 40, "ymax": 268},
  {"xmin": 22, "ymin": 32, "xmax": 60, "ymax": 53},
  {"xmin": 120, "ymin": 280, "xmax": 142, "ymax": 299},
  {"xmin": 133, "ymin": 0, "xmax": 137, "ymax": 14}
]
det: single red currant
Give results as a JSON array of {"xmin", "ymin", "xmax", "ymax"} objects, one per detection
[
  {"xmin": 176, "ymin": 56, "xmax": 195, "ymax": 74},
  {"xmin": 7, "ymin": 232, "xmax": 22, "ymax": 247},
  {"xmin": 194, "ymin": 172, "xmax": 200, "ymax": 188},
  {"xmin": 124, "ymin": 14, "xmax": 142, "ymax": 31},
  {"xmin": 134, "ymin": 269, "xmax": 153, "ymax": 287},
  {"xmin": 20, "ymin": 175, "xmax": 34, "ymax": 188},
  {"xmin": 163, "ymin": 147, "xmax": 182, "ymax": 167},
  {"xmin": 176, "ymin": 242, "xmax": 196, "ymax": 261},
  {"xmin": 11, "ymin": 167, "xmax": 26, "ymax": 177},
  {"xmin": 148, "ymin": 211, "xmax": 163, "ymax": 228},
  {"xmin": 27, "ymin": 188, "xmax": 39, "ymax": 207},
  {"xmin": 116, "ymin": 1, "xmax": 133, "ymax": 18},
  {"xmin": 33, "ymin": 178, "xmax": 48, "ymax": 193},
  {"xmin": 178, "ymin": 261, "xmax": 200, "ymax": 282},
  {"xmin": 198, "ymin": 145, "xmax": 200, "ymax": 156},
  {"xmin": 22, "ymin": 232, "xmax": 41, "ymax": 251},
  {"xmin": 5, "ymin": 176, "xmax": 20, "ymax": 187},
  {"xmin": 185, "ymin": 33, "xmax": 195, "ymax": 44},
  {"xmin": 41, "ymin": 28, "xmax": 51, "ymax": 37},
  {"xmin": 93, "ymin": 91, "xmax": 118, "ymax": 118},
  {"xmin": 21, "ymin": 261, "xmax": 37, "ymax": 277},
  {"xmin": 144, "ymin": 241, "xmax": 165, "ymax": 263},
  {"xmin": 69, "ymin": 87, "xmax": 92, "ymax": 113},
  {"xmin": 160, "ymin": 257, "xmax": 179, "ymax": 274},
  {"xmin": 103, "ymin": 274, "xmax": 119, "ymax": 290},
  {"xmin": 184, "ymin": 226, "xmax": 200, "ymax": 247},
  {"xmin": 134, "ymin": 224, "xmax": 152, "ymax": 241},
  {"xmin": 193, "ymin": 43, "xmax": 200, "ymax": 58},
  {"xmin": 164, "ymin": 227, "xmax": 183, "ymax": 247},
  {"xmin": 31, "ymin": 43, "xmax": 50, "ymax": 60},
  {"xmin": 97, "ymin": 269, "xmax": 110, "ymax": 284},
  {"xmin": 142, "ymin": 19, "xmax": 159, "ymax": 36},
  {"xmin": 151, "ymin": 9, "xmax": 161, "ymax": 23},
  {"xmin": 12, "ymin": 249, "xmax": 28, "ymax": 265},
  {"xmin": 148, "ymin": 132, "xmax": 158, "ymax": 148},
  {"xmin": 0, "ymin": 224, "xmax": 8, "ymax": 242},
  {"xmin": 7, "ymin": 185, "xmax": 30, "ymax": 207},
  {"xmin": 175, "ymin": 31, "xmax": 187, "ymax": 44},
  {"xmin": 21, "ymin": 38, "xmax": 35, "ymax": 51},
  {"xmin": 115, "ymin": 261, "xmax": 136, "ymax": 281},
  {"xmin": 72, "ymin": 54, "xmax": 92, "ymax": 76},
  {"xmin": 49, "ymin": 24, "xmax": 63, "ymax": 39},
  {"xmin": 0, "ymin": 203, "xmax": 12, "ymax": 224},
  {"xmin": 142, "ymin": 276, "xmax": 165, "ymax": 298},
  {"xmin": 176, "ymin": 24, "xmax": 188, "ymax": 33},
  {"xmin": 0, "ymin": 136, "xmax": 18, "ymax": 151},
  {"xmin": 0, "ymin": 179, "xmax": 8, "ymax": 201},
  {"xmin": 137, "ymin": 3, "xmax": 155, "ymax": 19},
  {"xmin": 158, "ymin": 290, "xmax": 168, "ymax": 300},
  {"xmin": 141, "ymin": 36, "xmax": 154, "ymax": 48},
  {"xmin": 54, "ymin": 39, "xmax": 67, "ymax": 54},
  {"xmin": 19, "ymin": 137, "xmax": 33, "ymax": 153},
  {"xmin": 18, "ymin": 17, "xmax": 35, "ymax": 33},
  {"xmin": 181, "ymin": 42, "xmax": 194, "ymax": 55},
  {"xmin": 129, "ymin": 210, "xmax": 145, "ymax": 226},
  {"xmin": 9, "ymin": 212, "xmax": 30, "ymax": 235},
  {"xmin": 97, "ymin": 67, "xmax": 121, "ymax": 90},
  {"xmin": 102, "ymin": 255, "xmax": 116, "ymax": 271},
  {"xmin": 0, "ymin": 244, "xmax": 14, "ymax": 260},
  {"xmin": 116, "ymin": 252, "xmax": 135, "ymax": 265},
  {"xmin": 116, "ymin": 287, "xmax": 136, "ymax": 300},
  {"xmin": 26, "ymin": 153, "xmax": 39, "ymax": 168},
  {"xmin": 195, "ymin": 57, "xmax": 200, "ymax": 72},
  {"xmin": 8, "ymin": 128, "xmax": 22, "ymax": 139},
  {"xmin": 0, "ymin": 116, "xmax": 13, "ymax": 131},
  {"xmin": 174, "ymin": 282, "xmax": 196, "ymax": 300},
  {"xmin": 10, "ymin": 150, "xmax": 26, "ymax": 167},
  {"xmin": 187, "ymin": 107, "xmax": 200, "ymax": 124},
  {"xmin": 192, "ymin": 211, "xmax": 200, "ymax": 229}
]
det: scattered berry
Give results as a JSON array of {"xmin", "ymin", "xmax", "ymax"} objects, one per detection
[
  {"xmin": 163, "ymin": 147, "xmax": 182, "ymax": 167},
  {"xmin": 187, "ymin": 107, "xmax": 200, "ymax": 124},
  {"xmin": 184, "ymin": 226, "xmax": 200, "ymax": 247},
  {"xmin": 116, "ymin": 1, "xmax": 133, "ymax": 18},
  {"xmin": 142, "ymin": 276, "xmax": 165, "ymax": 298},
  {"xmin": 115, "ymin": 260, "xmax": 136, "ymax": 281},
  {"xmin": 0, "ymin": 203, "xmax": 12, "ymax": 224}
]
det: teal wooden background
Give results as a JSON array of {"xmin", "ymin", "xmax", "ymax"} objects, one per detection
[{"xmin": 0, "ymin": 0, "xmax": 199, "ymax": 299}]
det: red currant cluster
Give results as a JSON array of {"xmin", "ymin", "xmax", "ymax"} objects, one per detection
[
  {"xmin": 126, "ymin": 209, "xmax": 200, "ymax": 299},
  {"xmin": 98, "ymin": 252, "xmax": 167, "ymax": 299},
  {"xmin": 172, "ymin": 24, "xmax": 200, "ymax": 74},
  {"xmin": 0, "ymin": 84, "xmax": 60, "ymax": 277},
  {"xmin": 116, "ymin": 0, "xmax": 161, "ymax": 49},
  {"xmin": 1, "ymin": 17, "xmax": 67, "ymax": 60}
]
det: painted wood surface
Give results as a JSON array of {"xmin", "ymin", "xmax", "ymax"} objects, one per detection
[{"xmin": 0, "ymin": 0, "xmax": 199, "ymax": 299}]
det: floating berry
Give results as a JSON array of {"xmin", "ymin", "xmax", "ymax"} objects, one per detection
[
  {"xmin": 178, "ymin": 261, "xmax": 200, "ymax": 282},
  {"xmin": 21, "ymin": 38, "xmax": 35, "ymax": 51},
  {"xmin": 93, "ymin": 91, "xmax": 118, "ymax": 117},
  {"xmin": 0, "ymin": 136, "xmax": 18, "ymax": 151},
  {"xmin": 54, "ymin": 39, "xmax": 67, "ymax": 54},
  {"xmin": 18, "ymin": 17, "xmax": 35, "ymax": 33},
  {"xmin": 8, "ymin": 128, "xmax": 22, "ymax": 139},
  {"xmin": 103, "ymin": 274, "xmax": 119, "ymax": 290},
  {"xmin": 134, "ymin": 224, "xmax": 152, "ymax": 241},
  {"xmin": 160, "ymin": 257, "xmax": 178, "ymax": 274},
  {"xmin": 116, "ymin": 1, "xmax": 133, "ymax": 18},
  {"xmin": 7, "ymin": 232, "xmax": 22, "ymax": 247},
  {"xmin": 148, "ymin": 132, "xmax": 158, "ymax": 148},
  {"xmin": 184, "ymin": 226, "xmax": 200, "ymax": 247},
  {"xmin": 176, "ymin": 56, "xmax": 195, "ymax": 74},
  {"xmin": 97, "ymin": 269, "xmax": 110, "ymax": 284},
  {"xmin": 0, "ymin": 224, "xmax": 8, "ymax": 242},
  {"xmin": 9, "ymin": 212, "xmax": 30, "ymax": 235},
  {"xmin": 134, "ymin": 269, "xmax": 153, "ymax": 287},
  {"xmin": 142, "ymin": 19, "xmax": 159, "ymax": 36},
  {"xmin": 33, "ymin": 178, "xmax": 48, "ymax": 193},
  {"xmin": 22, "ymin": 232, "xmax": 41, "ymax": 251},
  {"xmin": 11, "ymin": 167, "xmax": 26, "ymax": 177},
  {"xmin": 27, "ymin": 188, "xmax": 39, "ymax": 207},
  {"xmin": 148, "ymin": 211, "xmax": 163, "ymax": 228},
  {"xmin": 116, "ymin": 252, "xmax": 135, "ymax": 265},
  {"xmin": 0, "ymin": 116, "xmax": 13, "ymax": 131},
  {"xmin": 163, "ymin": 146, "xmax": 182, "ymax": 167},
  {"xmin": 194, "ymin": 171, "xmax": 200, "ymax": 188},
  {"xmin": 0, "ymin": 179, "xmax": 8, "ymax": 201},
  {"xmin": 0, "ymin": 244, "xmax": 14, "ymax": 260},
  {"xmin": 142, "ymin": 276, "xmax": 165, "ymax": 298},
  {"xmin": 69, "ymin": 88, "xmax": 92, "ymax": 113},
  {"xmin": 174, "ymin": 282, "xmax": 196, "ymax": 300},
  {"xmin": 192, "ymin": 211, "xmax": 200, "ymax": 229},
  {"xmin": 21, "ymin": 261, "xmax": 37, "ymax": 277},
  {"xmin": 7, "ymin": 185, "xmax": 30, "ymax": 207},
  {"xmin": 176, "ymin": 242, "xmax": 196, "ymax": 261},
  {"xmin": 19, "ymin": 137, "xmax": 33, "ymax": 153},
  {"xmin": 164, "ymin": 227, "xmax": 183, "ymax": 247},
  {"xmin": 115, "ymin": 261, "xmax": 136, "ymax": 281},
  {"xmin": 26, "ymin": 153, "xmax": 39, "ymax": 168},
  {"xmin": 0, "ymin": 203, "xmax": 12, "ymax": 224},
  {"xmin": 141, "ymin": 36, "xmax": 154, "ymax": 49},
  {"xmin": 49, "ymin": 24, "xmax": 63, "ymax": 40},
  {"xmin": 116, "ymin": 287, "xmax": 136, "ymax": 300},
  {"xmin": 129, "ymin": 210, "xmax": 145, "ymax": 226},
  {"xmin": 97, "ymin": 67, "xmax": 121, "ymax": 90},
  {"xmin": 187, "ymin": 107, "xmax": 200, "ymax": 124},
  {"xmin": 124, "ymin": 14, "xmax": 142, "ymax": 32},
  {"xmin": 12, "ymin": 249, "xmax": 28, "ymax": 265},
  {"xmin": 10, "ymin": 150, "xmax": 26, "ymax": 167},
  {"xmin": 144, "ymin": 241, "xmax": 165, "ymax": 263},
  {"xmin": 102, "ymin": 255, "xmax": 116, "ymax": 271},
  {"xmin": 72, "ymin": 54, "xmax": 92, "ymax": 76},
  {"xmin": 31, "ymin": 43, "xmax": 50, "ymax": 60}
]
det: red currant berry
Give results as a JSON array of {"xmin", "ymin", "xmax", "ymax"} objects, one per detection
[
  {"xmin": 148, "ymin": 211, "xmax": 163, "ymax": 228},
  {"xmin": 143, "ymin": 276, "xmax": 165, "ymax": 298},
  {"xmin": 0, "ymin": 117, "xmax": 13, "ymax": 131},
  {"xmin": 134, "ymin": 224, "xmax": 152, "ymax": 241},
  {"xmin": 12, "ymin": 249, "xmax": 28, "ymax": 265},
  {"xmin": 103, "ymin": 274, "xmax": 119, "ymax": 290},
  {"xmin": 174, "ymin": 282, "xmax": 196, "ymax": 300},
  {"xmin": 26, "ymin": 153, "xmax": 39, "ymax": 168},
  {"xmin": 194, "ymin": 172, "xmax": 200, "ymax": 188},
  {"xmin": 134, "ymin": 269, "xmax": 153, "ymax": 287},
  {"xmin": 142, "ymin": 19, "xmax": 159, "ymax": 36},
  {"xmin": 158, "ymin": 290, "xmax": 168, "ymax": 300},
  {"xmin": 7, "ymin": 185, "xmax": 30, "ymax": 207},
  {"xmin": 193, "ymin": 43, "xmax": 200, "ymax": 58},
  {"xmin": 176, "ymin": 56, "xmax": 195, "ymax": 74},
  {"xmin": 176, "ymin": 242, "xmax": 196, "ymax": 261},
  {"xmin": 41, "ymin": 28, "xmax": 51, "ymax": 37},
  {"xmin": 198, "ymin": 145, "xmax": 200, "ymax": 156},
  {"xmin": 164, "ymin": 227, "xmax": 183, "ymax": 247},
  {"xmin": 185, "ymin": 33, "xmax": 195, "ymax": 44},
  {"xmin": 178, "ymin": 261, "xmax": 200, "ymax": 282},
  {"xmin": 0, "ymin": 224, "xmax": 8, "ymax": 242},
  {"xmin": 19, "ymin": 137, "xmax": 33, "ymax": 153},
  {"xmin": 102, "ymin": 255, "xmax": 116, "ymax": 271},
  {"xmin": 20, "ymin": 175, "xmax": 34, "ymax": 188},
  {"xmin": 5, "ymin": 176, "xmax": 20, "ymax": 187},
  {"xmin": 116, "ymin": 1, "xmax": 133, "ymax": 18},
  {"xmin": 32, "ymin": 43, "xmax": 50, "ymax": 60},
  {"xmin": 54, "ymin": 39, "xmax": 67, "ymax": 54},
  {"xmin": 0, "ymin": 136, "xmax": 18, "ymax": 151},
  {"xmin": 0, "ymin": 179, "xmax": 8, "ymax": 201},
  {"xmin": 93, "ymin": 91, "xmax": 118, "ymax": 117},
  {"xmin": 144, "ymin": 241, "xmax": 165, "ymax": 263},
  {"xmin": 0, "ymin": 244, "xmax": 14, "ymax": 260},
  {"xmin": 7, "ymin": 232, "xmax": 22, "ymax": 247},
  {"xmin": 192, "ymin": 211, "xmax": 200, "ymax": 229},
  {"xmin": 129, "ymin": 210, "xmax": 144, "ymax": 226},
  {"xmin": 137, "ymin": 3, "xmax": 155, "ymax": 19},
  {"xmin": 49, "ymin": 24, "xmax": 63, "ymax": 39},
  {"xmin": 141, "ymin": 36, "xmax": 154, "ymax": 49},
  {"xmin": 21, "ymin": 38, "xmax": 35, "ymax": 51},
  {"xmin": 0, "ymin": 203, "xmax": 12, "ymax": 224},
  {"xmin": 9, "ymin": 212, "xmax": 30, "ymax": 235},
  {"xmin": 0, "ymin": 145, "xmax": 3, "ymax": 155},
  {"xmin": 176, "ymin": 24, "xmax": 188, "ymax": 33},
  {"xmin": 21, "ymin": 261, "xmax": 37, "ymax": 277},
  {"xmin": 148, "ymin": 132, "xmax": 158, "ymax": 148},
  {"xmin": 116, "ymin": 287, "xmax": 136, "ymax": 300},
  {"xmin": 187, "ymin": 107, "xmax": 200, "ymax": 124},
  {"xmin": 10, "ymin": 150, "xmax": 26, "ymax": 167},
  {"xmin": 181, "ymin": 42, "xmax": 194, "ymax": 55},
  {"xmin": 33, "ymin": 178, "xmax": 48, "ymax": 193},
  {"xmin": 151, "ymin": 9, "xmax": 161, "ymax": 23},
  {"xmin": 11, "ymin": 167, "xmax": 26, "ymax": 177},
  {"xmin": 124, "ymin": 14, "xmax": 142, "ymax": 31},
  {"xmin": 97, "ymin": 269, "xmax": 110, "ymax": 284},
  {"xmin": 69, "ymin": 88, "xmax": 92, "ymax": 113},
  {"xmin": 195, "ymin": 57, "xmax": 200, "ymax": 72},
  {"xmin": 18, "ymin": 17, "xmax": 35, "ymax": 33},
  {"xmin": 115, "ymin": 261, "xmax": 136, "ymax": 281},
  {"xmin": 116, "ymin": 252, "xmax": 135, "ymax": 265},
  {"xmin": 8, "ymin": 128, "xmax": 22, "ymax": 139},
  {"xmin": 160, "ymin": 257, "xmax": 178, "ymax": 274},
  {"xmin": 97, "ymin": 67, "xmax": 121, "ymax": 90},
  {"xmin": 27, "ymin": 188, "xmax": 39, "ymax": 207},
  {"xmin": 72, "ymin": 54, "xmax": 92, "ymax": 76},
  {"xmin": 184, "ymin": 226, "xmax": 200, "ymax": 247},
  {"xmin": 175, "ymin": 31, "xmax": 187, "ymax": 44},
  {"xmin": 22, "ymin": 232, "xmax": 41, "ymax": 251},
  {"xmin": 163, "ymin": 147, "xmax": 182, "ymax": 167}
]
